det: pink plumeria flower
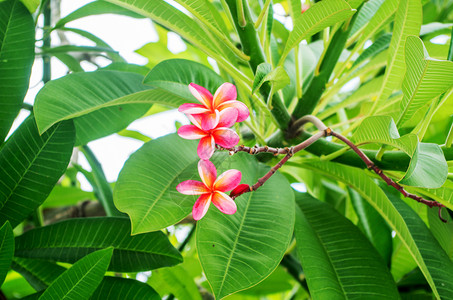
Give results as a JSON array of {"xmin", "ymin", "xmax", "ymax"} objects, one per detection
[
  {"xmin": 178, "ymin": 83, "xmax": 250, "ymax": 131},
  {"xmin": 177, "ymin": 108, "xmax": 240, "ymax": 160},
  {"xmin": 176, "ymin": 160, "xmax": 241, "ymax": 220}
]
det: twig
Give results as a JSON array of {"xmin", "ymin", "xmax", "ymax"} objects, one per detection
[{"xmin": 222, "ymin": 115, "xmax": 446, "ymax": 221}]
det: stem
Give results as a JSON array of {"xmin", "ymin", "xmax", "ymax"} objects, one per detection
[
  {"xmin": 21, "ymin": 103, "xmax": 33, "ymax": 111},
  {"xmin": 236, "ymin": 0, "xmax": 246, "ymax": 27},
  {"xmin": 43, "ymin": 0, "xmax": 51, "ymax": 83},
  {"xmin": 254, "ymin": 0, "xmax": 272, "ymax": 29}
]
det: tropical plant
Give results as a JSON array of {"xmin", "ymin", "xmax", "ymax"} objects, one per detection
[{"xmin": 1, "ymin": 0, "xmax": 453, "ymax": 299}]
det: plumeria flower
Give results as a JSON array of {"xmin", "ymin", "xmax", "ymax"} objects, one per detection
[
  {"xmin": 176, "ymin": 160, "xmax": 241, "ymax": 220},
  {"xmin": 177, "ymin": 108, "xmax": 240, "ymax": 160},
  {"xmin": 178, "ymin": 83, "xmax": 250, "ymax": 131}
]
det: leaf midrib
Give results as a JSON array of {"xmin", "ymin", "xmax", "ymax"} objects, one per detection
[{"xmin": 0, "ymin": 1, "xmax": 17, "ymax": 56}]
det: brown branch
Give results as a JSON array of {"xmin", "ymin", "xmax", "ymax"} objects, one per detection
[{"xmin": 224, "ymin": 115, "xmax": 446, "ymax": 221}]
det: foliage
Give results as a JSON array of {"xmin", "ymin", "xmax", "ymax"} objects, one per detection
[{"xmin": 1, "ymin": 0, "xmax": 453, "ymax": 299}]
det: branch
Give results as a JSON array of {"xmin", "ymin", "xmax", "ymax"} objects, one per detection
[{"xmin": 223, "ymin": 116, "xmax": 446, "ymax": 221}]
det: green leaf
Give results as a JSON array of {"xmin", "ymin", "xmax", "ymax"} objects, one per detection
[
  {"xmin": 12, "ymin": 257, "xmax": 65, "ymax": 291},
  {"xmin": 55, "ymin": 0, "xmax": 144, "ymax": 28},
  {"xmin": 38, "ymin": 248, "xmax": 113, "ymax": 300},
  {"xmin": 114, "ymin": 134, "xmax": 204, "ymax": 233},
  {"xmin": 375, "ymin": 0, "xmax": 422, "ymax": 105},
  {"xmin": 413, "ymin": 183, "xmax": 453, "ymax": 211},
  {"xmin": 14, "ymin": 217, "xmax": 182, "ymax": 272},
  {"xmin": 295, "ymin": 193, "xmax": 398, "ymax": 299},
  {"xmin": 148, "ymin": 265, "xmax": 202, "ymax": 300},
  {"xmin": 91, "ymin": 277, "xmax": 161, "ymax": 300},
  {"xmin": 352, "ymin": 115, "xmax": 447, "ymax": 188},
  {"xmin": 428, "ymin": 206, "xmax": 453, "ymax": 260},
  {"xmin": 43, "ymin": 186, "xmax": 95, "ymax": 208},
  {"xmin": 301, "ymin": 160, "xmax": 453, "ymax": 299},
  {"xmin": 396, "ymin": 36, "xmax": 453, "ymax": 127},
  {"xmin": 143, "ymin": 59, "xmax": 224, "ymax": 99},
  {"xmin": 0, "ymin": 117, "xmax": 75, "ymax": 228},
  {"xmin": 391, "ymin": 235, "xmax": 417, "ymax": 282},
  {"xmin": 104, "ymin": 0, "xmax": 226, "ymax": 62},
  {"xmin": 348, "ymin": 188, "xmax": 392, "ymax": 264},
  {"xmin": 252, "ymin": 63, "xmax": 290, "ymax": 94},
  {"xmin": 19, "ymin": 0, "xmax": 39, "ymax": 13},
  {"xmin": 281, "ymin": 0, "xmax": 355, "ymax": 63},
  {"xmin": 0, "ymin": 221, "xmax": 13, "ymax": 286},
  {"xmin": 34, "ymin": 70, "xmax": 151, "ymax": 145},
  {"xmin": 197, "ymin": 153, "xmax": 295, "ymax": 299},
  {"xmin": 352, "ymin": 33, "xmax": 392, "ymax": 67},
  {"xmin": 420, "ymin": 22, "xmax": 453, "ymax": 37},
  {"xmin": 0, "ymin": 0, "xmax": 34, "ymax": 144},
  {"xmin": 349, "ymin": 0, "xmax": 385, "ymax": 38},
  {"xmin": 238, "ymin": 266, "xmax": 294, "ymax": 296}
]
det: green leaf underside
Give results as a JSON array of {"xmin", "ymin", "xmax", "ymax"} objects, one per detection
[
  {"xmin": 375, "ymin": 0, "xmax": 422, "ymax": 104},
  {"xmin": 0, "ymin": 221, "xmax": 13, "ymax": 286},
  {"xmin": 34, "ymin": 70, "xmax": 151, "ymax": 145},
  {"xmin": 353, "ymin": 33, "xmax": 392, "ymax": 67},
  {"xmin": 0, "ymin": 0, "xmax": 35, "ymax": 144},
  {"xmin": 301, "ymin": 160, "xmax": 453, "ymax": 299},
  {"xmin": 295, "ymin": 193, "xmax": 398, "ymax": 299},
  {"xmin": 144, "ymin": 59, "xmax": 224, "ymax": 98},
  {"xmin": 397, "ymin": 36, "xmax": 453, "ymax": 127},
  {"xmin": 90, "ymin": 277, "xmax": 161, "ymax": 300},
  {"xmin": 38, "ymin": 248, "xmax": 113, "ymax": 300},
  {"xmin": 197, "ymin": 153, "xmax": 295, "ymax": 299},
  {"xmin": 0, "ymin": 117, "xmax": 75, "ymax": 228},
  {"xmin": 114, "ymin": 134, "xmax": 229, "ymax": 233},
  {"xmin": 14, "ymin": 217, "xmax": 182, "ymax": 272},
  {"xmin": 352, "ymin": 115, "xmax": 447, "ymax": 188},
  {"xmin": 148, "ymin": 265, "xmax": 201, "ymax": 300},
  {"xmin": 252, "ymin": 63, "xmax": 290, "ymax": 94},
  {"xmin": 282, "ymin": 0, "xmax": 354, "ymax": 62},
  {"xmin": 55, "ymin": 1, "xmax": 145, "ymax": 28},
  {"xmin": 349, "ymin": 0, "xmax": 385, "ymax": 37}
]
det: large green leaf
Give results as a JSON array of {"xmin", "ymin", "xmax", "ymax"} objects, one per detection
[
  {"xmin": 0, "ymin": 221, "xmax": 13, "ymax": 286},
  {"xmin": 55, "ymin": 0, "xmax": 144, "ymax": 28},
  {"xmin": 251, "ymin": 63, "xmax": 290, "ymax": 94},
  {"xmin": 104, "ymin": 0, "xmax": 228, "ymax": 62},
  {"xmin": 114, "ymin": 134, "xmax": 209, "ymax": 233},
  {"xmin": 348, "ymin": 188, "xmax": 392, "ymax": 264},
  {"xmin": 352, "ymin": 115, "xmax": 447, "ymax": 188},
  {"xmin": 143, "ymin": 59, "xmax": 224, "ymax": 99},
  {"xmin": 428, "ymin": 206, "xmax": 453, "ymax": 260},
  {"xmin": 43, "ymin": 186, "xmax": 95, "ymax": 208},
  {"xmin": 396, "ymin": 36, "xmax": 453, "ymax": 127},
  {"xmin": 148, "ymin": 265, "xmax": 202, "ymax": 300},
  {"xmin": 12, "ymin": 257, "xmax": 66, "ymax": 291},
  {"xmin": 349, "ymin": 0, "xmax": 385, "ymax": 38},
  {"xmin": 375, "ymin": 0, "xmax": 422, "ymax": 106},
  {"xmin": 197, "ymin": 153, "xmax": 295, "ymax": 299},
  {"xmin": 0, "ymin": 117, "xmax": 75, "ymax": 228},
  {"xmin": 295, "ymin": 193, "xmax": 398, "ymax": 299},
  {"xmin": 14, "ymin": 217, "xmax": 182, "ymax": 272},
  {"xmin": 91, "ymin": 277, "xmax": 161, "ymax": 300},
  {"xmin": 301, "ymin": 160, "xmax": 453, "ymax": 299},
  {"xmin": 281, "ymin": 0, "xmax": 355, "ymax": 63},
  {"xmin": 352, "ymin": 33, "xmax": 392, "ymax": 67},
  {"xmin": 38, "ymin": 248, "xmax": 113, "ymax": 300},
  {"xmin": 0, "ymin": 0, "xmax": 34, "ymax": 144},
  {"xmin": 34, "ymin": 70, "xmax": 151, "ymax": 145}
]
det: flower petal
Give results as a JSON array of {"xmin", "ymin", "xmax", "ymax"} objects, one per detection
[
  {"xmin": 214, "ymin": 169, "xmax": 241, "ymax": 192},
  {"xmin": 213, "ymin": 83, "xmax": 237, "ymax": 108},
  {"xmin": 186, "ymin": 114, "xmax": 203, "ymax": 129},
  {"xmin": 198, "ymin": 159, "xmax": 217, "ymax": 188},
  {"xmin": 212, "ymin": 191, "xmax": 237, "ymax": 215},
  {"xmin": 178, "ymin": 125, "xmax": 207, "ymax": 140},
  {"xmin": 192, "ymin": 193, "xmax": 212, "ymax": 220},
  {"xmin": 197, "ymin": 136, "xmax": 215, "ymax": 160},
  {"xmin": 201, "ymin": 110, "xmax": 220, "ymax": 131},
  {"xmin": 178, "ymin": 103, "xmax": 210, "ymax": 115},
  {"xmin": 189, "ymin": 83, "xmax": 213, "ymax": 109},
  {"xmin": 217, "ymin": 107, "xmax": 238, "ymax": 128},
  {"xmin": 212, "ymin": 128, "xmax": 240, "ymax": 148},
  {"xmin": 218, "ymin": 100, "xmax": 250, "ymax": 122},
  {"xmin": 176, "ymin": 180, "xmax": 209, "ymax": 195}
]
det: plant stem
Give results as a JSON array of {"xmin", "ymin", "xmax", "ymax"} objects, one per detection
[{"xmin": 254, "ymin": 0, "xmax": 272, "ymax": 29}]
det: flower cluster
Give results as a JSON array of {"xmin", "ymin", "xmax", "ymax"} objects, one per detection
[{"xmin": 176, "ymin": 83, "xmax": 249, "ymax": 220}]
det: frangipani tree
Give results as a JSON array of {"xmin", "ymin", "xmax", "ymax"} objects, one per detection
[{"xmin": 1, "ymin": 0, "xmax": 453, "ymax": 299}]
